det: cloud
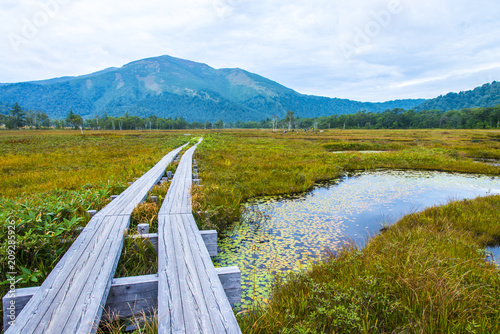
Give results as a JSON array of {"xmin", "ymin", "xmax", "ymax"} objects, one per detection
[{"xmin": 0, "ymin": 0, "xmax": 499, "ymax": 102}]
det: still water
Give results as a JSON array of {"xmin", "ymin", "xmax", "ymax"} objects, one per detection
[{"xmin": 214, "ymin": 170, "xmax": 500, "ymax": 306}]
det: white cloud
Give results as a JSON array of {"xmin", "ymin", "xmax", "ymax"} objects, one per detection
[{"xmin": 0, "ymin": 0, "xmax": 499, "ymax": 102}]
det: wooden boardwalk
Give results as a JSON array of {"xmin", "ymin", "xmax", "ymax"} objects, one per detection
[
  {"xmin": 157, "ymin": 139, "xmax": 242, "ymax": 333},
  {"xmin": 6, "ymin": 143, "xmax": 187, "ymax": 334}
]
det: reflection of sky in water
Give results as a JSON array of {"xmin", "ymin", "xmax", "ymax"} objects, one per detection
[{"xmin": 214, "ymin": 170, "xmax": 500, "ymax": 307}]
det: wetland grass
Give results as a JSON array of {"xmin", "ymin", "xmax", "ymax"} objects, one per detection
[
  {"xmin": 190, "ymin": 129, "xmax": 500, "ymax": 332},
  {"xmin": 193, "ymin": 129, "xmax": 500, "ymax": 232},
  {"xmin": 0, "ymin": 130, "xmax": 190, "ymax": 198},
  {"xmin": 238, "ymin": 195, "xmax": 500, "ymax": 333},
  {"xmin": 2, "ymin": 129, "xmax": 499, "ymax": 332},
  {"xmin": 0, "ymin": 130, "xmax": 190, "ymax": 329}
]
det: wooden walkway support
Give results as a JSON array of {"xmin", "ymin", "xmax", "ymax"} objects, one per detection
[
  {"xmin": 5, "ymin": 267, "xmax": 242, "ymax": 324},
  {"xmin": 157, "ymin": 139, "xmax": 242, "ymax": 333},
  {"xmin": 4, "ymin": 138, "xmax": 242, "ymax": 333},
  {"xmin": 5, "ymin": 143, "xmax": 187, "ymax": 334}
]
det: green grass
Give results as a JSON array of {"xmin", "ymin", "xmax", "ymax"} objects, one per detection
[
  {"xmin": 239, "ymin": 195, "xmax": 500, "ymax": 333},
  {"xmin": 193, "ymin": 129, "xmax": 500, "ymax": 232},
  {"xmin": 1, "ymin": 129, "xmax": 499, "ymax": 332}
]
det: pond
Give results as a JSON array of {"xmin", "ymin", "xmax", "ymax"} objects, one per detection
[{"xmin": 214, "ymin": 170, "xmax": 500, "ymax": 307}]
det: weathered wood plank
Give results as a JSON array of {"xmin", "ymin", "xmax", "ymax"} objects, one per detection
[
  {"xmin": 2, "ymin": 287, "xmax": 38, "ymax": 330},
  {"xmin": 214, "ymin": 267, "xmax": 241, "ymax": 307},
  {"xmin": 6, "ymin": 143, "xmax": 187, "ymax": 334},
  {"xmin": 182, "ymin": 214, "xmax": 240, "ymax": 333},
  {"xmin": 157, "ymin": 137, "xmax": 241, "ymax": 333},
  {"xmin": 157, "ymin": 215, "xmax": 179, "ymax": 333},
  {"xmin": 130, "ymin": 230, "xmax": 218, "ymax": 257},
  {"xmin": 178, "ymin": 214, "xmax": 228, "ymax": 333},
  {"xmin": 159, "ymin": 139, "xmax": 201, "ymax": 215},
  {"xmin": 4, "ymin": 267, "xmax": 241, "ymax": 331},
  {"xmin": 164, "ymin": 214, "xmax": 209, "ymax": 333},
  {"xmin": 103, "ymin": 275, "xmax": 158, "ymax": 320},
  {"xmin": 200, "ymin": 230, "xmax": 218, "ymax": 257}
]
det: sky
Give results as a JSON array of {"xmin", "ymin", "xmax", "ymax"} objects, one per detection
[{"xmin": 0, "ymin": 0, "xmax": 500, "ymax": 102}]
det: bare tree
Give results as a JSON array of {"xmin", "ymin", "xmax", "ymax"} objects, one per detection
[
  {"xmin": 272, "ymin": 114, "xmax": 279, "ymax": 132},
  {"xmin": 286, "ymin": 111, "xmax": 294, "ymax": 131}
]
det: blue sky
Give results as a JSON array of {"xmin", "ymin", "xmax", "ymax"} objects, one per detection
[{"xmin": 1, "ymin": 0, "xmax": 499, "ymax": 102}]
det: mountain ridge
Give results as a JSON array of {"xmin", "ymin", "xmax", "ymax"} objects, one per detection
[
  {"xmin": 1, "ymin": 55, "xmax": 425, "ymax": 121},
  {"xmin": 414, "ymin": 81, "xmax": 500, "ymax": 112}
]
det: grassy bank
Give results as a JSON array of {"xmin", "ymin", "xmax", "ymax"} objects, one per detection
[
  {"xmin": 193, "ymin": 129, "xmax": 500, "ymax": 232},
  {"xmin": 190, "ymin": 129, "xmax": 500, "ymax": 332},
  {"xmin": 239, "ymin": 195, "xmax": 500, "ymax": 333}
]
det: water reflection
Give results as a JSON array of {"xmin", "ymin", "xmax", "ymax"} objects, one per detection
[{"xmin": 214, "ymin": 170, "xmax": 500, "ymax": 306}]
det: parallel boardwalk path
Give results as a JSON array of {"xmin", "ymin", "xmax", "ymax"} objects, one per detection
[
  {"xmin": 6, "ymin": 143, "xmax": 187, "ymax": 334},
  {"xmin": 158, "ymin": 139, "xmax": 242, "ymax": 333}
]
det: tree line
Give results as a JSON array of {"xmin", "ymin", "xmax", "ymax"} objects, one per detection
[
  {"xmin": 0, "ymin": 104, "xmax": 220, "ymax": 130},
  {"xmin": 1, "ymin": 103, "xmax": 499, "ymax": 131},
  {"xmin": 239, "ymin": 106, "xmax": 500, "ymax": 130}
]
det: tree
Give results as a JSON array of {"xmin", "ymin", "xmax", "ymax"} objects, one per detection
[
  {"xmin": 66, "ymin": 109, "xmax": 84, "ymax": 133},
  {"xmin": 0, "ymin": 114, "xmax": 8, "ymax": 128},
  {"xmin": 95, "ymin": 115, "xmax": 100, "ymax": 130},
  {"xmin": 285, "ymin": 111, "xmax": 295, "ymax": 131},
  {"xmin": 9, "ymin": 103, "xmax": 25, "ymax": 129},
  {"xmin": 214, "ymin": 119, "xmax": 224, "ymax": 129},
  {"xmin": 272, "ymin": 114, "xmax": 279, "ymax": 132}
]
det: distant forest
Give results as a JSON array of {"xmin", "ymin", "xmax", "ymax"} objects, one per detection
[
  {"xmin": 1, "ymin": 103, "xmax": 499, "ymax": 130},
  {"xmin": 414, "ymin": 81, "xmax": 500, "ymax": 112}
]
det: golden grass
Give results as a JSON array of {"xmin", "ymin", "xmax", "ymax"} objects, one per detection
[
  {"xmin": 1, "ymin": 128, "xmax": 499, "ymax": 332},
  {"xmin": 0, "ymin": 130, "xmax": 192, "ymax": 198},
  {"xmin": 193, "ymin": 129, "xmax": 500, "ymax": 232}
]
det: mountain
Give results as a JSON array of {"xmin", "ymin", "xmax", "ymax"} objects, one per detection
[
  {"xmin": 414, "ymin": 81, "xmax": 500, "ymax": 112},
  {"xmin": 0, "ymin": 55, "xmax": 425, "ymax": 122}
]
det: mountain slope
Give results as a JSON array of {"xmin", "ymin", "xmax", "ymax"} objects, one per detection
[
  {"xmin": 414, "ymin": 81, "xmax": 500, "ymax": 112},
  {"xmin": 0, "ymin": 55, "xmax": 425, "ymax": 122}
]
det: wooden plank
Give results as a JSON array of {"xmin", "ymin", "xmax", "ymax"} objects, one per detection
[
  {"xmin": 129, "ymin": 230, "xmax": 218, "ymax": 257},
  {"xmin": 173, "ymin": 213, "xmax": 212, "ymax": 333},
  {"xmin": 200, "ymin": 230, "xmax": 218, "ymax": 257},
  {"xmin": 182, "ymin": 214, "xmax": 240, "ymax": 333},
  {"xmin": 2, "ymin": 287, "xmax": 38, "ymax": 330},
  {"xmin": 4, "ymin": 269, "xmax": 240, "ymax": 331},
  {"xmin": 160, "ymin": 139, "xmax": 201, "ymax": 215},
  {"xmin": 158, "ymin": 213, "xmax": 240, "ymax": 332},
  {"xmin": 103, "ymin": 275, "xmax": 158, "ymax": 320},
  {"xmin": 214, "ymin": 267, "xmax": 241, "ymax": 307},
  {"xmin": 177, "ymin": 214, "xmax": 224, "ymax": 333},
  {"xmin": 57, "ymin": 215, "xmax": 130, "ymax": 333},
  {"xmin": 157, "ymin": 215, "xmax": 181, "ymax": 333},
  {"xmin": 7, "ymin": 144, "xmax": 187, "ymax": 334}
]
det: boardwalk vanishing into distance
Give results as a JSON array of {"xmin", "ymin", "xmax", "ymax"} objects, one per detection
[
  {"xmin": 157, "ymin": 139, "xmax": 241, "ymax": 333},
  {"xmin": 3, "ymin": 138, "xmax": 241, "ymax": 333}
]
